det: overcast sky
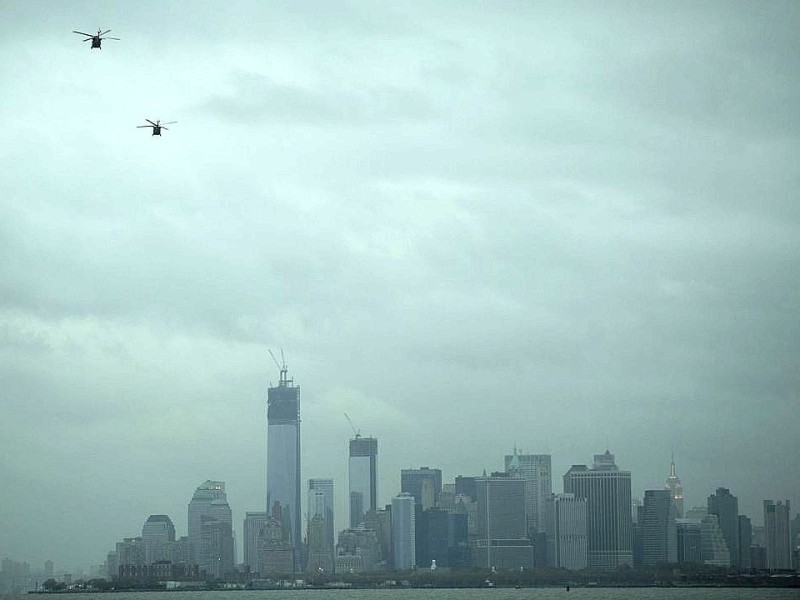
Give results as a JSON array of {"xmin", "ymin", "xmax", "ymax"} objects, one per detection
[{"xmin": 1, "ymin": 1, "xmax": 798, "ymax": 572}]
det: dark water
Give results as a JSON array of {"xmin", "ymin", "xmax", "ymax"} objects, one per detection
[{"xmin": 9, "ymin": 590, "xmax": 800, "ymax": 600}]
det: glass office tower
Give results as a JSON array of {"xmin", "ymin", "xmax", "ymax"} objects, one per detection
[
  {"xmin": 266, "ymin": 363, "xmax": 301, "ymax": 571},
  {"xmin": 349, "ymin": 436, "xmax": 378, "ymax": 527}
]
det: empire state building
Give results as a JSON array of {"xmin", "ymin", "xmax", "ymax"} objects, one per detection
[{"xmin": 664, "ymin": 454, "xmax": 684, "ymax": 518}]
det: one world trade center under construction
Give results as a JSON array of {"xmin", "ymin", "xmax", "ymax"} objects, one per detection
[{"xmin": 266, "ymin": 354, "xmax": 301, "ymax": 572}]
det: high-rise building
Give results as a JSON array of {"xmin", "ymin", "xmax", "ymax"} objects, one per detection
[
  {"xmin": 476, "ymin": 476, "xmax": 527, "ymax": 540},
  {"xmin": 632, "ymin": 502, "xmax": 645, "ymax": 567},
  {"xmin": 641, "ymin": 490, "xmax": 677, "ymax": 566},
  {"xmin": 750, "ymin": 545, "xmax": 767, "ymax": 570},
  {"xmin": 266, "ymin": 361, "xmax": 301, "ymax": 571},
  {"xmin": 336, "ymin": 526, "xmax": 382, "ymax": 572},
  {"xmin": 141, "ymin": 515, "xmax": 176, "ymax": 564},
  {"xmin": 707, "ymin": 487, "xmax": 739, "ymax": 567},
  {"xmin": 663, "ymin": 454, "xmax": 684, "ymax": 518},
  {"xmin": 259, "ymin": 502, "xmax": 295, "ymax": 575},
  {"xmin": 676, "ymin": 519, "xmax": 702, "ymax": 564},
  {"xmin": 684, "ymin": 506, "xmax": 708, "ymax": 520},
  {"xmin": 243, "ymin": 512, "xmax": 269, "ymax": 573},
  {"xmin": 545, "ymin": 493, "xmax": 588, "ymax": 570},
  {"xmin": 700, "ymin": 514, "xmax": 730, "ymax": 566},
  {"xmin": 738, "ymin": 515, "xmax": 752, "ymax": 570},
  {"xmin": 349, "ymin": 437, "xmax": 377, "ymax": 527},
  {"xmin": 164, "ymin": 536, "xmax": 191, "ymax": 566},
  {"xmin": 115, "ymin": 537, "xmax": 146, "ymax": 574},
  {"xmin": 455, "ymin": 476, "xmax": 477, "ymax": 502},
  {"xmin": 474, "ymin": 475, "xmax": 533, "ymax": 569},
  {"xmin": 401, "ymin": 467, "xmax": 442, "ymax": 510},
  {"xmin": 764, "ymin": 500, "xmax": 792, "ymax": 570},
  {"xmin": 187, "ymin": 480, "xmax": 234, "ymax": 577},
  {"xmin": 563, "ymin": 450, "xmax": 633, "ymax": 569},
  {"xmin": 505, "ymin": 449, "xmax": 552, "ymax": 535},
  {"xmin": 308, "ymin": 478, "xmax": 335, "ymax": 570},
  {"xmin": 306, "ymin": 515, "xmax": 334, "ymax": 574},
  {"xmin": 392, "ymin": 493, "xmax": 416, "ymax": 570},
  {"xmin": 752, "ymin": 524, "xmax": 765, "ymax": 547},
  {"xmin": 363, "ymin": 507, "xmax": 393, "ymax": 568},
  {"xmin": 413, "ymin": 508, "xmax": 470, "ymax": 569}
]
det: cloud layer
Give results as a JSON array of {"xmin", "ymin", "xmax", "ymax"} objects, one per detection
[{"xmin": 1, "ymin": 1, "xmax": 798, "ymax": 570}]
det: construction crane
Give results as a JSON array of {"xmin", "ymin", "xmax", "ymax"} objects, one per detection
[
  {"xmin": 344, "ymin": 413, "xmax": 361, "ymax": 439},
  {"xmin": 268, "ymin": 349, "xmax": 291, "ymax": 386}
]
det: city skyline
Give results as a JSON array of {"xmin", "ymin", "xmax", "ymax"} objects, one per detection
[
  {"xmin": 1, "ymin": 0, "xmax": 799, "ymax": 573},
  {"xmin": 5, "ymin": 400, "xmax": 796, "ymax": 573}
]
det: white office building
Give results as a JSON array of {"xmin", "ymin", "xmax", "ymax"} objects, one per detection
[
  {"xmin": 392, "ymin": 493, "xmax": 416, "ymax": 570},
  {"xmin": 505, "ymin": 450, "xmax": 552, "ymax": 535},
  {"xmin": 546, "ymin": 493, "xmax": 588, "ymax": 570}
]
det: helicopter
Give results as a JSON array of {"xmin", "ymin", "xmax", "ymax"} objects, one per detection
[
  {"xmin": 137, "ymin": 119, "xmax": 177, "ymax": 136},
  {"xmin": 73, "ymin": 29, "xmax": 119, "ymax": 49}
]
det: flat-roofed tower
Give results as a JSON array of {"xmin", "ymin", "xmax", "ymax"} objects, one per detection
[
  {"xmin": 349, "ymin": 436, "xmax": 378, "ymax": 527},
  {"xmin": 563, "ymin": 450, "xmax": 633, "ymax": 569},
  {"xmin": 266, "ymin": 358, "xmax": 301, "ymax": 571}
]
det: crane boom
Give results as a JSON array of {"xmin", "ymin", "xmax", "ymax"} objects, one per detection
[
  {"xmin": 344, "ymin": 413, "xmax": 361, "ymax": 438},
  {"xmin": 268, "ymin": 348, "xmax": 290, "ymax": 386},
  {"xmin": 268, "ymin": 349, "xmax": 281, "ymax": 371}
]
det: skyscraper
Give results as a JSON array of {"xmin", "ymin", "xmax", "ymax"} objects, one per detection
[
  {"xmin": 307, "ymin": 478, "xmax": 335, "ymax": 571},
  {"xmin": 475, "ymin": 475, "xmax": 533, "ymax": 569},
  {"xmin": 392, "ymin": 493, "xmax": 416, "ymax": 570},
  {"xmin": 707, "ymin": 487, "xmax": 739, "ymax": 568},
  {"xmin": 141, "ymin": 515, "xmax": 176, "ymax": 564},
  {"xmin": 349, "ymin": 437, "xmax": 377, "ymax": 527},
  {"xmin": 641, "ymin": 490, "xmax": 677, "ymax": 566},
  {"xmin": 676, "ymin": 519, "xmax": 702, "ymax": 564},
  {"xmin": 335, "ymin": 526, "xmax": 382, "ymax": 572},
  {"xmin": 545, "ymin": 493, "xmax": 588, "ymax": 570},
  {"xmin": 401, "ymin": 467, "xmax": 442, "ymax": 510},
  {"xmin": 664, "ymin": 454, "xmax": 684, "ymax": 518},
  {"xmin": 243, "ymin": 512, "xmax": 269, "ymax": 573},
  {"xmin": 563, "ymin": 450, "xmax": 633, "ymax": 569},
  {"xmin": 700, "ymin": 514, "xmax": 730, "ymax": 566},
  {"xmin": 266, "ymin": 360, "xmax": 301, "ymax": 571},
  {"xmin": 505, "ymin": 450, "xmax": 552, "ymax": 535},
  {"xmin": 187, "ymin": 481, "xmax": 234, "ymax": 578},
  {"xmin": 764, "ymin": 500, "xmax": 792, "ymax": 570},
  {"xmin": 738, "ymin": 515, "xmax": 752, "ymax": 570},
  {"xmin": 259, "ymin": 502, "xmax": 295, "ymax": 575}
]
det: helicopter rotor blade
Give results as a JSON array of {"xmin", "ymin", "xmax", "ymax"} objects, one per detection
[
  {"xmin": 104, "ymin": 37, "xmax": 120, "ymax": 40},
  {"xmin": 145, "ymin": 119, "xmax": 157, "ymax": 126},
  {"xmin": 82, "ymin": 38, "xmax": 92, "ymax": 42},
  {"xmin": 136, "ymin": 126, "xmax": 151, "ymax": 128},
  {"xmin": 161, "ymin": 121, "xmax": 177, "ymax": 125},
  {"xmin": 161, "ymin": 127, "xmax": 169, "ymax": 131},
  {"xmin": 99, "ymin": 29, "xmax": 111, "ymax": 36},
  {"xmin": 73, "ymin": 31, "xmax": 93, "ymax": 37}
]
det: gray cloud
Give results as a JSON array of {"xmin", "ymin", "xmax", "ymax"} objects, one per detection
[
  {"xmin": 0, "ymin": 0, "xmax": 798, "ymax": 571},
  {"xmin": 198, "ymin": 70, "xmax": 438, "ymax": 125}
]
